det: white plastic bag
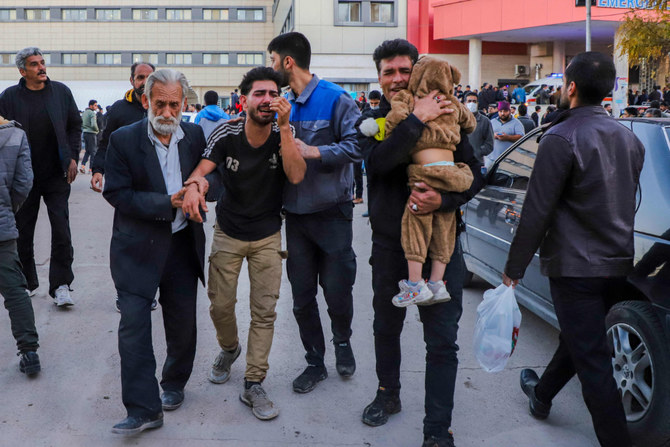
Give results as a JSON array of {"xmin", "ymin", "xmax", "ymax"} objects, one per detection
[{"xmin": 473, "ymin": 283, "xmax": 522, "ymax": 373}]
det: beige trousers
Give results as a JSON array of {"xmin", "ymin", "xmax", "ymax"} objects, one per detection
[{"xmin": 207, "ymin": 226, "xmax": 283, "ymax": 382}]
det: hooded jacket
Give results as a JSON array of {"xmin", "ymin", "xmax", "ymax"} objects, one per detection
[
  {"xmin": 385, "ymin": 56, "xmax": 476, "ymax": 154},
  {"xmin": 194, "ymin": 105, "xmax": 230, "ymax": 140},
  {"xmin": 0, "ymin": 77, "xmax": 81, "ymax": 176},
  {"xmin": 92, "ymin": 89, "xmax": 147, "ymax": 175},
  {"xmin": 0, "ymin": 118, "xmax": 33, "ymax": 242}
]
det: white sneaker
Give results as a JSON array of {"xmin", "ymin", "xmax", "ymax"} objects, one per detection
[
  {"xmin": 26, "ymin": 289, "xmax": 36, "ymax": 297},
  {"xmin": 419, "ymin": 281, "xmax": 452, "ymax": 306},
  {"xmin": 392, "ymin": 280, "xmax": 433, "ymax": 307},
  {"xmin": 53, "ymin": 285, "xmax": 74, "ymax": 307}
]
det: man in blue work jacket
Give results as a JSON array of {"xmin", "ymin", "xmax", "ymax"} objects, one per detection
[{"xmin": 268, "ymin": 32, "xmax": 362, "ymax": 393}]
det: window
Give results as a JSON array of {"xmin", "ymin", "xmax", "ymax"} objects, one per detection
[
  {"xmin": 62, "ymin": 9, "xmax": 87, "ymax": 21},
  {"xmin": 203, "ymin": 53, "xmax": 229, "ymax": 65},
  {"xmin": 166, "ymin": 53, "xmax": 192, "ymax": 65},
  {"xmin": 237, "ymin": 53, "xmax": 263, "ymax": 65},
  {"xmin": 132, "ymin": 53, "xmax": 158, "ymax": 64},
  {"xmin": 25, "ymin": 9, "xmax": 50, "ymax": 21},
  {"xmin": 42, "ymin": 53, "xmax": 51, "ymax": 65},
  {"xmin": 62, "ymin": 53, "xmax": 87, "ymax": 65},
  {"xmin": 237, "ymin": 8, "xmax": 263, "ymax": 21},
  {"xmin": 0, "ymin": 53, "xmax": 15, "ymax": 65},
  {"xmin": 338, "ymin": 2, "xmax": 361, "ymax": 22},
  {"xmin": 96, "ymin": 9, "xmax": 121, "ymax": 20},
  {"xmin": 96, "ymin": 53, "xmax": 121, "ymax": 65},
  {"xmin": 203, "ymin": 9, "xmax": 229, "ymax": 20},
  {"xmin": 281, "ymin": 6, "xmax": 294, "ymax": 34},
  {"xmin": 132, "ymin": 9, "xmax": 158, "ymax": 21},
  {"xmin": 492, "ymin": 134, "xmax": 539, "ymax": 192},
  {"xmin": 0, "ymin": 9, "xmax": 16, "ymax": 20},
  {"xmin": 166, "ymin": 9, "xmax": 191, "ymax": 20},
  {"xmin": 371, "ymin": 2, "xmax": 393, "ymax": 23}
]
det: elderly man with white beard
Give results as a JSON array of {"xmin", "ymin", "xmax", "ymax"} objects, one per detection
[{"xmin": 103, "ymin": 69, "xmax": 207, "ymax": 435}]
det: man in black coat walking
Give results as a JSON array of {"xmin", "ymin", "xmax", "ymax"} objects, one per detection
[
  {"xmin": 504, "ymin": 52, "xmax": 645, "ymax": 447},
  {"xmin": 0, "ymin": 47, "xmax": 81, "ymax": 306},
  {"xmin": 103, "ymin": 69, "xmax": 206, "ymax": 435}
]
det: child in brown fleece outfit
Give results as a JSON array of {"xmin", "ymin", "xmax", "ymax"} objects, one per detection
[{"xmin": 385, "ymin": 56, "xmax": 476, "ymax": 307}]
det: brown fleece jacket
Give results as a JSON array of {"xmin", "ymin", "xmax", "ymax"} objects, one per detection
[{"xmin": 385, "ymin": 56, "xmax": 476, "ymax": 154}]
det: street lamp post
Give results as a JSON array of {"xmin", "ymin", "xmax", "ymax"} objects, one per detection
[{"xmin": 586, "ymin": 0, "xmax": 592, "ymax": 51}]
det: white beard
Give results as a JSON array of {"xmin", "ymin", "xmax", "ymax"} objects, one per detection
[{"xmin": 148, "ymin": 107, "xmax": 181, "ymax": 135}]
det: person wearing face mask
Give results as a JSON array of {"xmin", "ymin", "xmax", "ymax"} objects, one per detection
[
  {"xmin": 486, "ymin": 100, "xmax": 524, "ymax": 168},
  {"xmin": 368, "ymin": 90, "xmax": 381, "ymax": 109},
  {"xmin": 464, "ymin": 92, "xmax": 494, "ymax": 164}
]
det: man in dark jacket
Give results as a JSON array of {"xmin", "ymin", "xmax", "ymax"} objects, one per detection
[
  {"xmin": 0, "ymin": 47, "xmax": 81, "ymax": 306},
  {"xmin": 503, "ymin": 52, "xmax": 645, "ymax": 447},
  {"xmin": 516, "ymin": 104, "xmax": 536, "ymax": 133},
  {"xmin": 0, "ymin": 117, "xmax": 40, "ymax": 376},
  {"xmin": 103, "ymin": 69, "xmax": 206, "ymax": 435},
  {"xmin": 357, "ymin": 39, "xmax": 485, "ymax": 447},
  {"xmin": 90, "ymin": 62, "xmax": 155, "ymax": 193}
]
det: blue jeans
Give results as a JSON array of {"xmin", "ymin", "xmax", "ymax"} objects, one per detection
[
  {"xmin": 286, "ymin": 202, "xmax": 357, "ymax": 367},
  {"xmin": 371, "ymin": 237, "xmax": 464, "ymax": 438}
]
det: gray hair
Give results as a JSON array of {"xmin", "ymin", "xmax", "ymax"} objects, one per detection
[
  {"xmin": 145, "ymin": 69, "xmax": 190, "ymax": 102},
  {"xmin": 15, "ymin": 47, "xmax": 43, "ymax": 70}
]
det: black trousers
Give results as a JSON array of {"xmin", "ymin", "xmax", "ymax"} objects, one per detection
[
  {"xmin": 15, "ymin": 176, "xmax": 74, "ymax": 297},
  {"xmin": 81, "ymin": 133, "xmax": 97, "ymax": 169},
  {"xmin": 371, "ymin": 238, "xmax": 465, "ymax": 438},
  {"xmin": 0, "ymin": 239, "xmax": 39, "ymax": 353},
  {"xmin": 117, "ymin": 227, "xmax": 199, "ymax": 418},
  {"xmin": 535, "ymin": 277, "xmax": 631, "ymax": 447},
  {"xmin": 353, "ymin": 162, "xmax": 364, "ymax": 199},
  {"xmin": 286, "ymin": 203, "xmax": 357, "ymax": 367}
]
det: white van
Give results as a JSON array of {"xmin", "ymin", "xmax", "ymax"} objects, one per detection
[{"xmin": 523, "ymin": 73, "xmax": 612, "ymax": 108}]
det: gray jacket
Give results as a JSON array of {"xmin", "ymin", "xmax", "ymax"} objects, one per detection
[
  {"xmin": 467, "ymin": 111, "xmax": 494, "ymax": 163},
  {"xmin": 0, "ymin": 120, "xmax": 33, "ymax": 242},
  {"xmin": 505, "ymin": 106, "xmax": 645, "ymax": 279}
]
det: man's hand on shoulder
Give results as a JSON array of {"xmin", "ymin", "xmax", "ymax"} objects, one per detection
[
  {"xmin": 296, "ymin": 138, "xmax": 321, "ymax": 160},
  {"xmin": 413, "ymin": 89, "xmax": 453, "ymax": 123}
]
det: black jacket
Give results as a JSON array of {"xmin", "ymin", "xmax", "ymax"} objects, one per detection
[
  {"xmin": 0, "ymin": 77, "xmax": 81, "ymax": 175},
  {"xmin": 92, "ymin": 89, "xmax": 147, "ymax": 175},
  {"xmin": 505, "ymin": 106, "xmax": 645, "ymax": 279},
  {"xmin": 356, "ymin": 95, "xmax": 485, "ymax": 251},
  {"xmin": 103, "ymin": 118, "xmax": 206, "ymax": 298}
]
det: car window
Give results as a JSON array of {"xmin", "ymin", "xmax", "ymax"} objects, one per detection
[{"xmin": 492, "ymin": 134, "xmax": 540, "ymax": 191}]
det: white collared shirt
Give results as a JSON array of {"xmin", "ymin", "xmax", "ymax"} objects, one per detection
[{"xmin": 147, "ymin": 121, "xmax": 187, "ymax": 234}]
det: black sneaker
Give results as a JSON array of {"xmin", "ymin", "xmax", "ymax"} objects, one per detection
[
  {"xmin": 422, "ymin": 431, "xmax": 455, "ymax": 447},
  {"xmin": 361, "ymin": 387, "xmax": 401, "ymax": 426},
  {"xmin": 292, "ymin": 365, "xmax": 327, "ymax": 393},
  {"xmin": 334, "ymin": 341, "xmax": 356, "ymax": 378},
  {"xmin": 520, "ymin": 369, "xmax": 551, "ymax": 419},
  {"xmin": 111, "ymin": 413, "xmax": 163, "ymax": 435},
  {"xmin": 19, "ymin": 351, "xmax": 41, "ymax": 376}
]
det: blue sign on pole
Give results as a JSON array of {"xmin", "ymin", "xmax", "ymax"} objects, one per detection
[{"xmin": 597, "ymin": 0, "xmax": 665, "ymax": 8}]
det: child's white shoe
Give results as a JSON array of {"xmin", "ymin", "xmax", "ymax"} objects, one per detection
[
  {"xmin": 392, "ymin": 280, "xmax": 433, "ymax": 308},
  {"xmin": 419, "ymin": 280, "xmax": 452, "ymax": 306}
]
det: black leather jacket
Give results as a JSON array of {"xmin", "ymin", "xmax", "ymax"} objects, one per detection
[{"xmin": 505, "ymin": 106, "xmax": 645, "ymax": 279}]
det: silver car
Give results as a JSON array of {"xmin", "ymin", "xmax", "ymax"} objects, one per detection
[{"xmin": 462, "ymin": 118, "xmax": 670, "ymax": 447}]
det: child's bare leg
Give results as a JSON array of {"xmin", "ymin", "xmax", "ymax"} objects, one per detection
[
  {"xmin": 408, "ymin": 260, "xmax": 423, "ymax": 283},
  {"xmin": 429, "ymin": 259, "xmax": 447, "ymax": 283}
]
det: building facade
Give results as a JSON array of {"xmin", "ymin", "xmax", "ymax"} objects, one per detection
[
  {"xmin": 412, "ymin": 0, "xmax": 669, "ymax": 114},
  {"xmin": 0, "ymin": 0, "xmax": 276, "ymax": 107},
  {"xmin": 272, "ymin": 0, "xmax": 407, "ymax": 93}
]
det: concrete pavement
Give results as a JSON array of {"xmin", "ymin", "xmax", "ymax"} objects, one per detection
[{"xmin": 0, "ymin": 174, "xmax": 600, "ymax": 447}]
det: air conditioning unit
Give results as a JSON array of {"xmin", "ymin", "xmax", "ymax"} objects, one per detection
[{"xmin": 515, "ymin": 65, "xmax": 529, "ymax": 77}]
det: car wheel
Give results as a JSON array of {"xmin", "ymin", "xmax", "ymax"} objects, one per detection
[
  {"xmin": 606, "ymin": 300, "xmax": 670, "ymax": 447},
  {"xmin": 463, "ymin": 270, "xmax": 474, "ymax": 288}
]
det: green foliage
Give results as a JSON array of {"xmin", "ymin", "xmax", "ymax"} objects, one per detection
[{"xmin": 616, "ymin": 9, "xmax": 670, "ymax": 64}]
